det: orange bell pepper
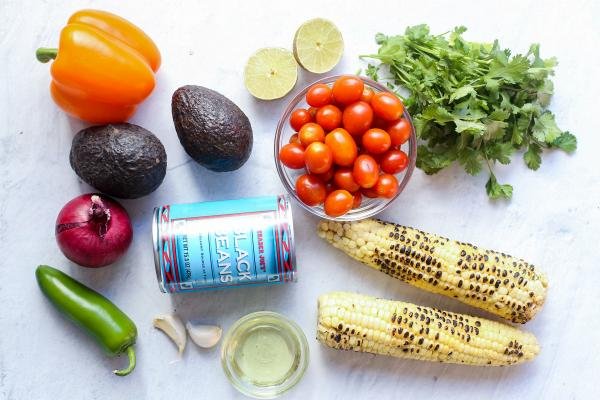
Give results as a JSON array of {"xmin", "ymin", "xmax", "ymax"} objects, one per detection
[{"xmin": 37, "ymin": 9, "xmax": 161, "ymax": 123}]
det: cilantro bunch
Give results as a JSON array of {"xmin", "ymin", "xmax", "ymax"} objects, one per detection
[{"xmin": 363, "ymin": 25, "xmax": 576, "ymax": 199}]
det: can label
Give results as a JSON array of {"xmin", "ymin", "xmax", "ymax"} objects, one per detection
[{"xmin": 153, "ymin": 195, "xmax": 296, "ymax": 293}]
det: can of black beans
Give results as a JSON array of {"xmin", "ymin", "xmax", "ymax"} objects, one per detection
[{"xmin": 152, "ymin": 195, "xmax": 296, "ymax": 293}]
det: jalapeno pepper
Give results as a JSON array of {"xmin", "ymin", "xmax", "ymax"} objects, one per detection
[{"xmin": 35, "ymin": 265, "xmax": 137, "ymax": 376}]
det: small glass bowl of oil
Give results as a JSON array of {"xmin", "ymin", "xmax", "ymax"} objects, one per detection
[{"xmin": 221, "ymin": 311, "xmax": 309, "ymax": 398}]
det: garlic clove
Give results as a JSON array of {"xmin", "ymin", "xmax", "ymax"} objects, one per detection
[
  {"xmin": 153, "ymin": 314, "xmax": 187, "ymax": 354},
  {"xmin": 186, "ymin": 322, "xmax": 222, "ymax": 348}
]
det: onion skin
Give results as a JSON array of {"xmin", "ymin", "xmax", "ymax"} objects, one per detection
[{"xmin": 55, "ymin": 193, "xmax": 133, "ymax": 268}]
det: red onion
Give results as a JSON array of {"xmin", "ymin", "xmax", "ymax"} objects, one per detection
[{"xmin": 55, "ymin": 193, "xmax": 133, "ymax": 268}]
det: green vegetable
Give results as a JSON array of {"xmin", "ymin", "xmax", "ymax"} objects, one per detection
[
  {"xmin": 362, "ymin": 25, "xmax": 576, "ymax": 199},
  {"xmin": 35, "ymin": 265, "xmax": 137, "ymax": 376}
]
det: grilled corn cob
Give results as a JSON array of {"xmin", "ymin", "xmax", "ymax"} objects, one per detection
[
  {"xmin": 317, "ymin": 292, "xmax": 540, "ymax": 365},
  {"xmin": 318, "ymin": 219, "xmax": 548, "ymax": 323}
]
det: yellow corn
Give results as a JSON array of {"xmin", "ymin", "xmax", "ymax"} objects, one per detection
[
  {"xmin": 318, "ymin": 219, "xmax": 548, "ymax": 323},
  {"xmin": 317, "ymin": 292, "xmax": 540, "ymax": 366}
]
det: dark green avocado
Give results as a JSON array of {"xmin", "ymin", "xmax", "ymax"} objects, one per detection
[
  {"xmin": 171, "ymin": 85, "xmax": 253, "ymax": 172},
  {"xmin": 70, "ymin": 124, "xmax": 167, "ymax": 199}
]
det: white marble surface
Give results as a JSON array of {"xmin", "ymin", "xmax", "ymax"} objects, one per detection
[{"xmin": 1, "ymin": 0, "xmax": 599, "ymax": 399}]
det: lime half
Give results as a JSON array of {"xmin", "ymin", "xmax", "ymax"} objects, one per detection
[
  {"xmin": 293, "ymin": 18, "xmax": 344, "ymax": 74},
  {"xmin": 244, "ymin": 48, "xmax": 298, "ymax": 100}
]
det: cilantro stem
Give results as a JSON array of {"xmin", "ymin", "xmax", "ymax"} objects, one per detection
[
  {"xmin": 359, "ymin": 54, "xmax": 382, "ymax": 60},
  {"xmin": 484, "ymin": 156, "xmax": 493, "ymax": 173}
]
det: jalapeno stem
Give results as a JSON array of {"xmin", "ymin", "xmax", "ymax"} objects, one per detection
[
  {"xmin": 36, "ymin": 47, "xmax": 58, "ymax": 63},
  {"xmin": 113, "ymin": 346, "xmax": 136, "ymax": 376}
]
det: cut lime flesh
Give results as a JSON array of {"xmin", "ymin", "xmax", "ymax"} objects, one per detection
[
  {"xmin": 293, "ymin": 18, "xmax": 344, "ymax": 74},
  {"xmin": 244, "ymin": 48, "xmax": 298, "ymax": 100}
]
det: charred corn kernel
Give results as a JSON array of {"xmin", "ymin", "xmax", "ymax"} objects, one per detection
[
  {"xmin": 317, "ymin": 292, "xmax": 540, "ymax": 366},
  {"xmin": 317, "ymin": 219, "xmax": 548, "ymax": 323}
]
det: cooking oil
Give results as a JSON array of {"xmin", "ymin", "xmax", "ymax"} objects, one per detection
[{"xmin": 221, "ymin": 312, "xmax": 309, "ymax": 398}]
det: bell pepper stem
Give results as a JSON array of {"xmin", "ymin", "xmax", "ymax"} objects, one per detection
[
  {"xmin": 36, "ymin": 48, "xmax": 58, "ymax": 63},
  {"xmin": 113, "ymin": 346, "xmax": 136, "ymax": 376}
]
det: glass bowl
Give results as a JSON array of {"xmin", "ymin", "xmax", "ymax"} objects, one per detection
[
  {"xmin": 221, "ymin": 311, "xmax": 309, "ymax": 399},
  {"xmin": 274, "ymin": 75, "xmax": 417, "ymax": 221}
]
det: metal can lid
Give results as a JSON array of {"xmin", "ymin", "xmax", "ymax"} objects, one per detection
[{"xmin": 151, "ymin": 206, "xmax": 167, "ymax": 293}]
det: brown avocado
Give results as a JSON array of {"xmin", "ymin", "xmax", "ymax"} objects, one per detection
[
  {"xmin": 70, "ymin": 123, "xmax": 167, "ymax": 199},
  {"xmin": 171, "ymin": 85, "xmax": 253, "ymax": 172}
]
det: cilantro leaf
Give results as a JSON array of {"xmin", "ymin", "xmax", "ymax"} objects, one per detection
[
  {"xmin": 511, "ymin": 125, "xmax": 524, "ymax": 146},
  {"xmin": 524, "ymin": 143, "xmax": 542, "ymax": 170},
  {"xmin": 552, "ymin": 132, "xmax": 577, "ymax": 153},
  {"xmin": 520, "ymin": 103, "xmax": 542, "ymax": 116},
  {"xmin": 486, "ymin": 55, "xmax": 530, "ymax": 83},
  {"xmin": 375, "ymin": 33, "xmax": 387, "ymax": 45},
  {"xmin": 416, "ymin": 145, "xmax": 454, "ymax": 174},
  {"xmin": 405, "ymin": 24, "xmax": 430, "ymax": 41},
  {"xmin": 485, "ymin": 174, "xmax": 513, "ymax": 200},
  {"xmin": 365, "ymin": 64, "xmax": 379, "ymax": 81},
  {"xmin": 450, "ymin": 85, "xmax": 476, "ymax": 102},
  {"xmin": 485, "ymin": 78, "xmax": 500, "ymax": 96},
  {"xmin": 484, "ymin": 120, "xmax": 508, "ymax": 140},
  {"xmin": 458, "ymin": 148, "xmax": 482, "ymax": 175},
  {"xmin": 488, "ymin": 109, "xmax": 510, "ymax": 121},
  {"xmin": 527, "ymin": 43, "xmax": 544, "ymax": 66},
  {"xmin": 412, "ymin": 116, "xmax": 429, "ymax": 138},
  {"xmin": 486, "ymin": 142, "xmax": 514, "ymax": 164},
  {"xmin": 421, "ymin": 105, "xmax": 456, "ymax": 123},
  {"xmin": 512, "ymin": 114, "xmax": 531, "ymax": 145},
  {"xmin": 455, "ymin": 120, "xmax": 486, "ymax": 135},
  {"xmin": 536, "ymin": 79, "xmax": 554, "ymax": 106},
  {"xmin": 532, "ymin": 112, "xmax": 562, "ymax": 143}
]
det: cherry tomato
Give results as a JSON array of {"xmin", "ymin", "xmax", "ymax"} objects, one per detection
[
  {"xmin": 306, "ymin": 84, "xmax": 332, "ymax": 107},
  {"xmin": 352, "ymin": 154, "xmax": 379, "ymax": 188},
  {"xmin": 333, "ymin": 168, "xmax": 360, "ymax": 192},
  {"xmin": 362, "ymin": 128, "xmax": 391, "ymax": 154},
  {"xmin": 387, "ymin": 118, "xmax": 411, "ymax": 146},
  {"xmin": 325, "ymin": 128, "xmax": 358, "ymax": 167},
  {"xmin": 352, "ymin": 192, "xmax": 362, "ymax": 208},
  {"xmin": 374, "ymin": 174, "xmax": 399, "ymax": 198},
  {"xmin": 360, "ymin": 87, "xmax": 374, "ymax": 103},
  {"xmin": 298, "ymin": 123, "xmax": 325, "ymax": 146},
  {"xmin": 359, "ymin": 149, "xmax": 383, "ymax": 164},
  {"xmin": 279, "ymin": 143, "xmax": 305, "ymax": 169},
  {"xmin": 315, "ymin": 167, "xmax": 335, "ymax": 182},
  {"xmin": 380, "ymin": 149, "xmax": 409, "ymax": 174},
  {"xmin": 325, "ymin": 181, "xmax": 335, "ymax": 194},
  {"xmin": 342, "ymin": 101, "xmax": 373, "ymax": 135},
  {"xmin": 308, "ymin": 107, "xmax": 318, "ymax": 118},
  {"xmin": 324, "ymin": 190, "xmax": 354, "ymax": 217},
  {"xmin": 289, "ymin": 133, "xmax": 301, "ymax": 145},
  {"xmin": 316, "ymin": 105, "xmax": 342, "ymax": 132},
  {"xmin": 372, "ymin": 116, "xmax": 388, "ymax": 129},
  {"xmin": 305, "ymin": 142, "xmax": 333, "ymax": 174},
  {"xmin": 289, "ymin": 108, "xmax": 313, "ymax": 132},
  {"xmin": 332, "ymin": 76, "xmax": 364, "ymax": 105},
  {"xmin": 362, "ymin": 187, "xmax": 379, "ymax": 198},
  {"xmin": 371, "ymin": 92, "xmax": 404, "ymax": 121},
  {"xmin": 295, "ymin": 174, "xmax": 326, "ymax": 206}
]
